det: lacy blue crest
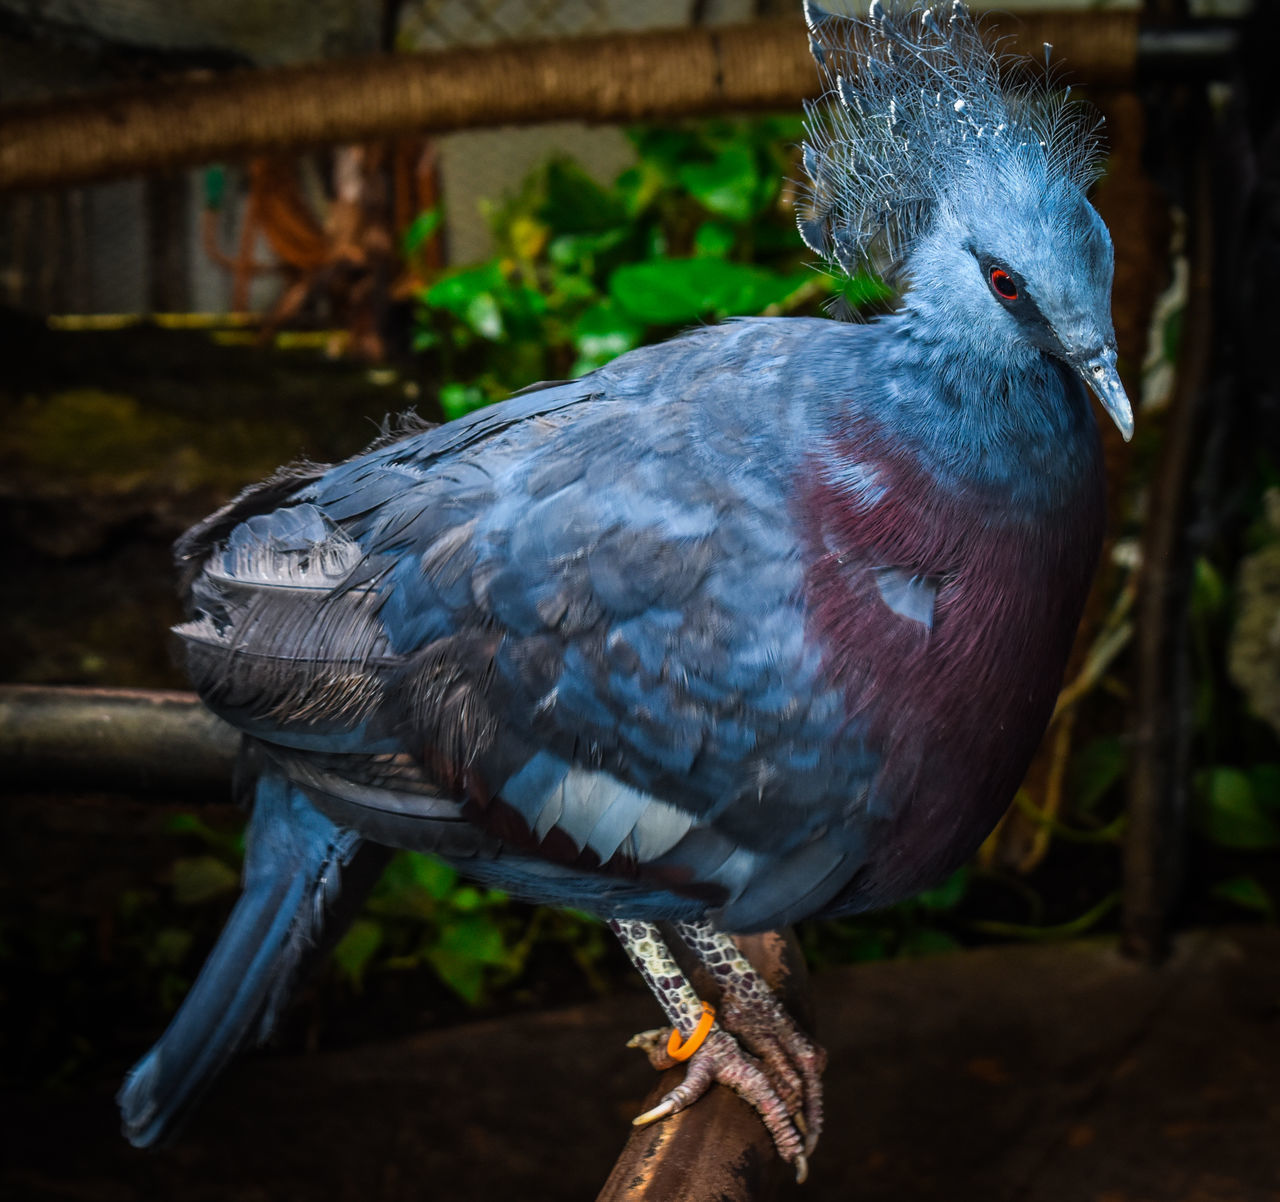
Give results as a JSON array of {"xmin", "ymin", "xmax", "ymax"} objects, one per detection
[{"xmin": 798, "ymin": 0, "xmax": 1106, "ymax": 283}]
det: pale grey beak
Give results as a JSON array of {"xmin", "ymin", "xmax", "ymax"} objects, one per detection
[{"xmin": 1074, "ymin": 344, "xmax": 1133, "ymax": 442}]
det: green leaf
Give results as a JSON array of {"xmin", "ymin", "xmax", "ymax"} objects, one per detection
[
  {"xmin": 438, "ymin": 382, "xmax": 489, "ymax": 422},
  {"xmin": 149, "ymin": 927, "xmax": 194, "ymax": 967},
  {"xmin": 427, "ymin": 948, "xmax": 485, "ymax": 1003},
  {"xmin": 613, "ymin": 163, "xmax": 664, "ymax": 219},
  {"xmin": 427, "ymin": 916, "xmax": 511, "ymax": 1002},
  {"xmin": 1249, "ymin": 764, "xmax": 1280, "ymax": 810},
  {"xmin": 332, "ymin": 919, "xmax": 383, "ymax": 988},
  {"xmin": 439, "ymin": 916, "xmax": 509, "ymax": 966},
  {"xmin": 403, "ymin": 208, "xmax": 442, "ymax": 255},
  {"xmin": 1195, "ymin": 767, "xmax": 1280, "ymax": 849},
  {"xmin": 1211, "ymin": 875, "xmax": 1275, "ymax": 918},
  {"xmin": 171, "ymin": 855, "xmax": 239, "ymax": 905},
  {"xmin": 548, "ymin": 227, "xmax": 629, "ymax": 270},
  {"xmin": 409, "ymin": 853, "xmax": 459, "ymax": 901},
  {"xmin": 754, "ymin": 113, "xmax": 806, "ymax": 142},
  {"xmin": 424, "ymin": 264, "xmax": 505, "ymax": 317},
  {"xmin": 610, "ymin": 258, "xmax": 809, "ymax": 325},
  {"xmin": 899, "ymin": 928, "xmax": 960, "ymax": 957},
  {"xmin": 853, "ymin": 933, "xmax": 891, "ymax": 961},
  {"xmin": 545, "ymin": 270, "xmax": 598, "ymax": 306},
  {"xmin": 496, "ymin": 284, "xmax": 548, "ymax": 336},
  {"xmin": 626, "ymin": 127, "xmax": 703, "ymax": 180},
  {"xmin": 677, "ymin": 144, "xmax": 762, "ymax": 222},
  {"xmin": 450, "ymin": 886, "xmax": 485, "ymax": 913},
  {"xmin": 165, "ymin": 812, "xmax": 243, "ymax": 859},
  {"xmin": 572, "ymin": 300, "xmax": 643, "ymax": 373},
  {"xmin": 540, "ymin": 158, "xmax": 626, "ymax": 233},
  {"xmin": 1191, "ymin": 556, "xmax": 1226, "ymax": 620},
  {"xmin": 1069, "ymin": 736, "xmax": 1127, "ymax": 813},
  {"xmin": 693, "ymin": 220, "xmax": 737, "ymax": 259},
  {"xmin": 832, "ymin": 271, "xmax": 896, "ymax": 310},
  {"xmin": 465, "ymin": 291, "xmax": 504, "ymax": 340},
  {"xmin": 915, "ymin": 868, "xmax": 969, "ymax": 911}
]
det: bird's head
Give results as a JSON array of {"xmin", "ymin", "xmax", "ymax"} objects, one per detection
[{"xmin": 798, "ymin": 0, "xmax": 1132, "ymax": 440}]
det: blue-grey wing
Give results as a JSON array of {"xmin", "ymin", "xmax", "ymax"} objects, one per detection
[{"xmin": 176, "ymin": 321, "xmax": 881, "ymax": 929}]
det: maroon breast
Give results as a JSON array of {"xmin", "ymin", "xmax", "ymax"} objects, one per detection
[{"xmin": 798, "ymin": 417, "xmax": 1105, "ymax": 909}]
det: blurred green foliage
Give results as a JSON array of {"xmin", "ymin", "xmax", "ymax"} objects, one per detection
[
  {"xmin": 1188, "ymin": 515, "xmax": 1280, "ymax": 915},
  {"xmin": 162, "ymin": 808, "xmax": 613, "ymax": 1007},
  {"xmin": 409, "ymin": 118, "xmax": 888, "ymax": 418}
]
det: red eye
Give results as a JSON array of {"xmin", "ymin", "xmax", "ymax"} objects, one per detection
[{"xmin": 989, "ymin": 267, "xmax": 1018, "ymax": 301}]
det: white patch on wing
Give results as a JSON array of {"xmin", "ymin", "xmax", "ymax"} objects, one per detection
[{"xmin": 556, "ymin": 767, "xmax": 694, "ymax": 863}]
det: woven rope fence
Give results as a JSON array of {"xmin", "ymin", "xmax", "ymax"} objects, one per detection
[{"xmin": 0, "ymin": 12, "xmax": 1139, "ymax": 193}]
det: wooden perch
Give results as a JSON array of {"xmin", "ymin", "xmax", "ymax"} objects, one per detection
[
  {"xmin": 597, "ymin": 928, "xmax": 815, "ymax": 1202},
  {"xmin": 0, "ymin": 13, "xmax": 1140, "ymax": 193}
]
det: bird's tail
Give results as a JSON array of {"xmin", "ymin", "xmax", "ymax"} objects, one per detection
[{"xmin": 118, "ymin": 769, "xmax": 389, "ymax": 1148}]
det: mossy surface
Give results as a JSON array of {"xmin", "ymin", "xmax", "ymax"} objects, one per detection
[{"xmin": 0, "ymin": 311, "xmax": 432, "ymax": 686}]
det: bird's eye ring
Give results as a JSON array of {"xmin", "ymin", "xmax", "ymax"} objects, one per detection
[{"xmin": 989, "ymin": 267, "xmax": 1018, "ymax": 302}]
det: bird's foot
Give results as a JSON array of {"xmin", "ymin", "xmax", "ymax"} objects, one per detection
[
  {"xmin": 610, "ymin": 917, "xmax": 824, "ymax": 1182},
  {"xmin": 628, "ymin": 1025, "xmax": 813, "ymax": 1181},
  {"xmin": 674, "ymin": 920, "xmax": 826, "ymax": 1157},
  {"xmin": 719, "ymin": 990, "xmax": 826, "ymax": 1155}
]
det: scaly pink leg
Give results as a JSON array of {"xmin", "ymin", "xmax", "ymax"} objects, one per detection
[
  {"xmin": 674, "ymin": 921, "xmax": 826, "ymax": 1154},
  {"xmin": 608, "ymin": 918, "xmax": 822, "ymax": 1180}
]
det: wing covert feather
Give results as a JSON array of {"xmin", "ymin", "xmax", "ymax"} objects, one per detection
[{"xmin": 176, "ymin": 320, "xmax": 887, "ymax": 928}]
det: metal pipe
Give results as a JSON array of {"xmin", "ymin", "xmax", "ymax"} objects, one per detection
[
  {"xmin": 1136, "ymin": 27, "xmax": 1240, "ymax": 77},
  {"xmin": 0, "ymin": 684, "xmax": 238, "ymax": 797},
  {"xmin": 1123, "ymin": 101, "xmax": 1216, "ymax": 963}
]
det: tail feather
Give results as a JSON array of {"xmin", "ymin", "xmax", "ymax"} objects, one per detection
[{"xmin": 118, "ymin": 771, "xmax": 388, "ymax": 1148}]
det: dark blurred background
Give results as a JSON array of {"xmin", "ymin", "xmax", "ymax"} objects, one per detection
[{"xmin": 3, "ymin": 1, "xmax": 1280, "ymax": 1199}]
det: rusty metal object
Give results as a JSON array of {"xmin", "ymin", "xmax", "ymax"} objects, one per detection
[
  {"xmin": 1124, "ymin": 105, "xmax": 1217, "ymax": 965},
  {"xmin": 0, "ymin": 684, "xmax": 238, "ymax": 797},
  {"xmin": 0, "ymin": 13, "xmax": 1142, "ymax": 193},
  {"xmin": 596, "ymin": 928, "xmax": 814, "ymax": 1202},
  {"xmin": 979, "ymin": 85, "xmax": 1167, "ymax": 876}
]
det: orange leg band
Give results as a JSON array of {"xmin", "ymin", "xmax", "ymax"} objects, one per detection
[{"xmin": 666, "ymin": 1001, "xmax": 717, "ymax": 1062}]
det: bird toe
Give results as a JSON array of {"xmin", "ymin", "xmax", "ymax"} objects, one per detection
[
  {"xmin": 629, "ymin": 1027, "xmax": 811, "ymax": 1168},
  {"xmin": 719, "ymin": 998, "xmax": 827, "ymax": 1153}
]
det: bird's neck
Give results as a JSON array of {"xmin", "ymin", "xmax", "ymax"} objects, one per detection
[{"xmin": 833, "ymin": 308, "xmax": 1101, "ymax": 513}]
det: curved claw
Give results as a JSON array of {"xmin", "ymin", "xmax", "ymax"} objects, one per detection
[
  {"xmin": 628, "ymin": 1028, "xmax": 808, "ymax": 1168},
  {"xmin": 633, "ymin": 1096, "xmax": 679, "ymax": 1126},
  {"xmin": 626, "ymin": 1027, "xmax": 678, "ymax": 1071},
  {"xmin": 611, "ymin": 919, "xmax": 824, "ymax": 1175},
  {"xmin": 719, "ymin": 999, "xmax": 827, "ymax": 1156}
]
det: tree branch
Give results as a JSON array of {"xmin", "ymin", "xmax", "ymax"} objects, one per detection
[{"xmin": 0, "ymin": 14, "xmax": 1140, "ymax": 193}]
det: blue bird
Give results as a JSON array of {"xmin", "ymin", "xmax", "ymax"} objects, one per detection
[{"xmin": 119, "ymin": 1, "xmax": 1132, "ymax": 1179}]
